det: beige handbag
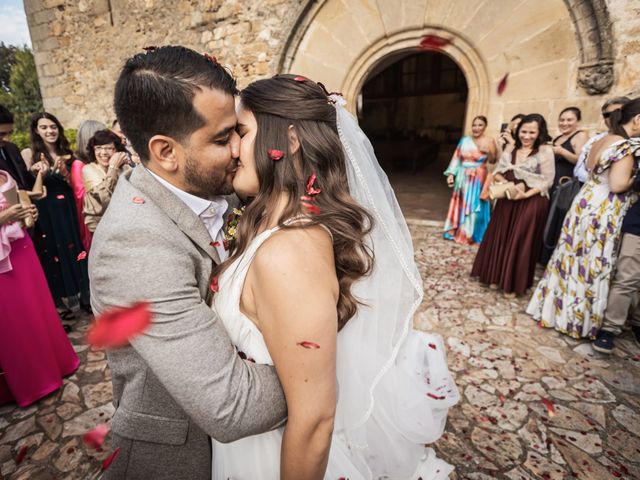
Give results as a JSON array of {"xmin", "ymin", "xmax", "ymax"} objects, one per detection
[{"xmin": 488, "ymin": 181, "xmax": 515, "ymax": 200}]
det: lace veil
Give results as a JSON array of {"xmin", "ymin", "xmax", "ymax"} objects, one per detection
[{"xmin": 331, "ymin": 95, "xmax": 459, "ymax": 479}]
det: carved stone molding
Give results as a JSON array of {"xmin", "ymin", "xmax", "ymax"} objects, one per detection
[{"xmin": 577, "ymin": 60, "xmax": 615, "ymax": 95}]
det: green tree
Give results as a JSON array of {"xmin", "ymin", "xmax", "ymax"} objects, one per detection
[
  {"xmin": 0, "ymin": 43, "xmax": 17, "ymax": 92},
  {"xmin": 0, "ymin": 44, "xmax": 43, "ymax": 130}
]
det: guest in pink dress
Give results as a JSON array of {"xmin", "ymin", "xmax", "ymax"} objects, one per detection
[
  {"xmin": 0, "ymin": 170, "xmax": 79, "ymax": 407},
  {"xmin": 70, "ymin": 120, "xmax": 106, "ymax": 251}
]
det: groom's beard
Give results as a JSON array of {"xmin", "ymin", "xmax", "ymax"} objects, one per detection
[{"xmin": 183, "ymin": 154, "xmax": 235, "ymax": 198}]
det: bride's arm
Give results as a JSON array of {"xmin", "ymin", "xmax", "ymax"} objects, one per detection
[{"xmin": 248, "ymin": 226, "xmax": 338, "ymax": 480}]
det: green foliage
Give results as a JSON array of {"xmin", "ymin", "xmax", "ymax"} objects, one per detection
[
  {"xmin": 10, "ymin": 128, "xmax": 77, "ymax": 152},
  {"xmin": 0, "ymin": 43, "xmax": 43, "ymax": 130}
]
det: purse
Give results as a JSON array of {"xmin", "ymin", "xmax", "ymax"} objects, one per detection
[
  {"xmin": 488, "ymin": 181, "xmax": 515, "ymax": 200},
  {"xmin": 542, "ymin": 176, "xmax": 583, "ymax": 249}
]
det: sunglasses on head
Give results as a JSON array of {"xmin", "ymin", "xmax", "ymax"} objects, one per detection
[{"xmin": 602, "ymin": 111, "xmax": 613, "ymax": 119}]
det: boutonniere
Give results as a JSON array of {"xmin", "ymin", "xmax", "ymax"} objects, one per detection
[{"xmin": 223, "ymin": 206, "xmax": 245, "ymax": 250}]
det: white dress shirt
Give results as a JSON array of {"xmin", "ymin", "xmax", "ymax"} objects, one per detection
[{"xmin": 147, "ymin": 169, "xmax": 229, "ymax": 261}]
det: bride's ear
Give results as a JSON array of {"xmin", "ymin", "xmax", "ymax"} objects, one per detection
[{"xmin": 288, "ymin": 125, "xmax": 300, "ymax": 156}]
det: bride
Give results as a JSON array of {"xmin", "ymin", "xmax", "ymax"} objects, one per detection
[{"xmin": 211, "ymin": 74, "xmax": 459, "ymax": 479}]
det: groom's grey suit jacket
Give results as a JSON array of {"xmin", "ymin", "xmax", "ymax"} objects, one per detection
[{"xmin": 89, "ymin": 166, "xmax": 287, "ymax": 479}]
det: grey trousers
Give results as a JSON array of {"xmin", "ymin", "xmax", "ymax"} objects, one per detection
[{"xmin": 602, "ymin": 233, "xmax": 640, "ymax": 335}]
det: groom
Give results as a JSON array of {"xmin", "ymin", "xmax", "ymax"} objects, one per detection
[{"xmin": 89, "ymin": 46, "xmax": 286, "ymax": 479}]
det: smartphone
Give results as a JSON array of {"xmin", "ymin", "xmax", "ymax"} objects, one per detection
[{"xmin": 500, "ymin": 122, "xmax": 509, "ymax": 132}]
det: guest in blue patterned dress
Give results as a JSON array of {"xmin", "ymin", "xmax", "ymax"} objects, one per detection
[{"xmin": 443, "ymin": 116, "xmax": 497, "ymax": 244}]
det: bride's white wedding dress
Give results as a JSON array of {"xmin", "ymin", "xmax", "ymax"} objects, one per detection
[
  {"xmin": 211, "ymin": 97, "xmax": 458, "ymax": 479},
  {"xmin": 210, "ymin": 224, "xmax": 457, "ymax": 480}
]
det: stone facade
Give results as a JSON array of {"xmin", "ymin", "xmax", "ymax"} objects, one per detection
[{"xmin": 24, "ymin": 0, "xmax": 640, "ymax": 135}]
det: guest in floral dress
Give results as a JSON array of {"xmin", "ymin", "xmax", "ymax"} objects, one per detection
[
  {"xmin": 443, "ymin": 116, "xmax": 497, "ymax": 244},
  {"xmin": 527, "ymin": 98, "xmax": 640, "ymax": 339},
  {"xmin": 471, "ymin": 114, "xmax": 554, "ymax": 297}
]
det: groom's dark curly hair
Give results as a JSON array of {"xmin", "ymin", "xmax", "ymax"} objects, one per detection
[{"xmin": 113, "ymin": 45, "xmax": 238, "ymax": 163}]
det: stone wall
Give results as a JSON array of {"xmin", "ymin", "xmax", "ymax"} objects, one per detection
[{"xmin": 24, "ymin": 0, "xmax": 640, "ymax": 135}]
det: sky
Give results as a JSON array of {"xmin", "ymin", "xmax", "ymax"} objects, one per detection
[{"xmin": 0, "ymin": 0, "xmax": 31, "ymax": 48}]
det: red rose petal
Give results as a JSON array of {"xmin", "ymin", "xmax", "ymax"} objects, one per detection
[
  {"xmin": 204, "ymin": 53, "xmax": 218, "ymax": 64},
  {"xmin": 83, "ymin": 423, "xmax": 110, "ymax": 449},
  {"xmin": 268, "ymin": 149, "xmax": 284, "ymax": 161},
  {"xmin": 428, "ymin": 343, "xmax": 437, "ymax": 350},
  {"xmin": 497, "ymin": 73, "xmax": 509, "ymax": 96},
  {"xmin": 87, "ymin": 301, "xmax": 152, "ymax": 348},
  {"xmin": 301, "ymin": 202, "xmax": 321, "ymax": 215},
  {"xmin": 54, "ymin": 256, "xmax": 59, "ymax": 263},
  {"xmin": 56, "ymin": 194, "xmax": 65, "ymax": 199},
  {"xmin": 210, "ymin": 241, "xmax": 220, "ymax": 247},
  {"xmin": 294, "ymin": 76, "xmax": 307, "ymax": 82},
  {"xmin": 210, "ymin": 276, "xmax": 219, "ymax": 293},
  {"xmin": 101, "ymin": 447, "xmax": 121, "ymax": 471},
  {"xmin": 540, "ymin": 397, "xmax": 556, "ymax": 417},
  {"xmin": 297, "ymin": 341, "xmax": 320, "ymax": 349},
  {"xmin": 77, "ymin": 251, "xmax": 87, "ymax": 261},
  {"xmin": 427, "ymin": 392, "xmax": 446, "ymax": 400},
  {"xmin": 223, "ymin": 239, "xmax": 229, "ymax": 250},
  {"xmin": 132, "ymin": 196, "xmax": 145, "ymax": 204},
  {"xmin": 418, "ymin": 34, "xmax": 452, "ymax": 51},
  {"xmin": 15, "ymin": 445, "xmax": 28, "ymax": 464},
  {"xmin": 305, "ymin": 173, "xmax": 321, "ymax": 195}
]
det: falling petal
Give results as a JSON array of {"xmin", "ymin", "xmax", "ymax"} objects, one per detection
[
  {"xmin": 540, "ymin": 397, "xmax": 556, "ymax": 417},
  {"xmin": 268, "ymin": 149, "xmax": 284, "ymax": 161},
  {"xmin": 294, "ymin": 76, "xmax": 307, "ymax": 82},
  {"xmin": 210, "ymin": 276, "xmax": 219, "ymax": 293},
  {"xmin": 497, "ymin": 73, "xmax": 509, "ymax": 96},
  {"xmin": 56, "ymin": 194, "xmax": 65, "ymax": 200},
  {"xmin": 306, "ymin": 173, "xmax": 321, "ymax": 195},
  {"xmin": 83, "ymin": 423, "xmax": 110, "ymax": 449},
  {"xmin": 102, "ymin": 448, "xmax": 121, "ymax": 471},
  {"xmin": 54, "ymin": 256, "xmax": 59, "ymax": 263},
  {"xmin": 87, "ymin": 301, "xmax": 152, "ymax": 349},
  {"xmin": 418, "ymin": 34, "xmax": 452, "ymax": 51},
  {"xmin": 210, "ymin": 241, "xmax": 220, "ymax": 247},
  {"xmin": 77, "ymin": 251, "xmax": 87, "ymax": 261},
  {"xmin": 203, "ymin": 53, "xmax": 218, "ymax": 64},
  {"xmin": 297, "ymin": 341, "xmax": 321, "ymax": 349},
  {"xmin": 132, "ymin": 196, "xmax": 145, "ymax": 204},
  {"xmin": 15, "ymin": 445, "xmax": 28, "ymax": 464}
]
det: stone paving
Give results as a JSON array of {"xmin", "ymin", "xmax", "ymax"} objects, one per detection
[{"xmin": 1, "ymin": 224, "xmax": 639, "ymax": 479}]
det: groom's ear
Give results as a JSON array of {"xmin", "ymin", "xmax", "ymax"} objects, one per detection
[
  {"xmin": 148, "ymin": 135, "xmax": 181, "ymax": 173},
  {"xmin": 288, "ymin": 125, "xmax": 300, "ymax": 156}
]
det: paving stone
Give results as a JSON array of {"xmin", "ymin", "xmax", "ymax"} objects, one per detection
[
  {"xmin": 15, "ymin": 432, "xmax": 44, "ymax": 450},
  {"xmin": 53, "ymin": 438, "xmax": 83, "ymax": 472},
  {"xmin": 609, "ymin": 429, "xmax": 640, "ymax": 463},
  {"xmin": 484, "ymin": 400, "xmax": 528, "ymax": 432},
  {"xmin": 541, "ymin": 376, "xmax": 566, "ymax": 390},
  {"xmin": 464, "ymin": 385, "xmax": 497, "ymax": 409},
  {"xmin": 82, "ymin": 382, "xmax": 113, "ymax": 409},
  {"xmin": 522, "ymin": 451, "xmax": 567, "ymax": 480},
  {"xmin": 36, "ymin": 412, "xmax": 62, "ymax": 441},
  {"xmin": 548, "ymin": 389, "xmax": 578, "ymax": 401},
  {"xmin": 528, "ymin": 403, "xmax": 594, "ymax": 432},
  {"xmin": 85, "ymin": 360, "xmax": 108, "ymax": 373},
  {"xmin": 11, "ymin": 405, "xmax": 37, "ymax": 420},
  {"xmin": 0, "ymin": 417, "xmax": 36, "ymax": 444},
  {"xmin": 517, "ymin": 418, "xmax": 548, "ymax": 455},
  {"xmin": 57, "ymin": 402, "xmax": 84, "ymax": 420},
  {"xmin": 536, "ymin": 346, "xmax": 566, "ymax": 364},
  {"xmin": 1, "ymin": 459, "xmax": 17, "ymax": 476},
  {"xmin": 11, "ymin": 463, "xmax": 50, "ymax": 480},
  {"xmin": 447, "ymin": 337, "xmax": 470, "ymax": 357},
  {"xmin": 551, "ymin": 434, "xmax": 613, "ymax": 480},
  {"xmin": 62, "ymin": 403, "xmax": 114, "ymax": 438},
  {"xmin": 0, "ymin": 444, "xmax": 12, "ymax": 462},
  {"xmin": 470, "ymin": 427, "xmax": 522, "ymax": 467},
  {"xmin": 435, "ymin": 431, "xmax": 498, "ymax": 471},
  {"xmin": 571, "ymin": 402, "xmax": 606, "ymax": 428},
  {"xmin": 31, "ymin": 439, "xmax": 58, "ymax": 461},
  {"xmin": 87, "ymin": 350, "xmax": 106, "ymax": 362},
  {"xmin": 504, "ymin": 466, "xmax": 537, "ymax": 480},
  {"xmin": 61, "ymin": 381, "xmax": 81, "ymax": 404},
  {"xmin": 612, "ymin": 404, "xmax": 640, "ymax": 437},
  {"xmin": 548, "ymin": 427, "xmax": 602, "ymax": 454},
  {"xmin": 600, "ymin": 367, "xmax": 640, "ymax": 395},
  {"xmin": 572, "ymin": 379, "xmax": 616, "ymax": 403}
]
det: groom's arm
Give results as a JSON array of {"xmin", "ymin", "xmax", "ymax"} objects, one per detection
[{"xmin": 90, "ymin": 223, "xmax": 287, "ymax": 442}]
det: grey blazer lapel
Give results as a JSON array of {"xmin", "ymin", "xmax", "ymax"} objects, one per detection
[{"xmin": 128, "ymin": 167, "xmax": 221, "ymax": 264}]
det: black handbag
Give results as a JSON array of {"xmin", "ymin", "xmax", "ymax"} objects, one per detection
[{"xmin": 542, "ymin": 176, "xmax": 583, "ymax": 250}]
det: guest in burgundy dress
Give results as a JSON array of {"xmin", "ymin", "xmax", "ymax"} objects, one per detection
[
  {"xmin": 0, "ymin": 170, "xmax": 79, "ymax": 407},
  {"xmin": 471, "ymin": 114, "xmax": 554, "ymax": 297}
]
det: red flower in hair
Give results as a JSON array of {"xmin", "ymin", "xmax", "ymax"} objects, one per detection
[
  {"xmin": 301, "ymin": 202, "xmax": 321, "ymax": 215},
  {"xmin": 268, "ymin": 149, "xmax": 284, "ymax": 161},
  {"xmin": 306, "ymin": 173, "xmax": 321, "ymax": 195},
  {"xmin": 204, "ymin": 53, "xmax": 218, "ymax": 64}
]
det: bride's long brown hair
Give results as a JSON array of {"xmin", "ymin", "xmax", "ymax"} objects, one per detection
[{"xmin": 220, "ymin": 74, "xmax": 374, "ymax": 330}]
